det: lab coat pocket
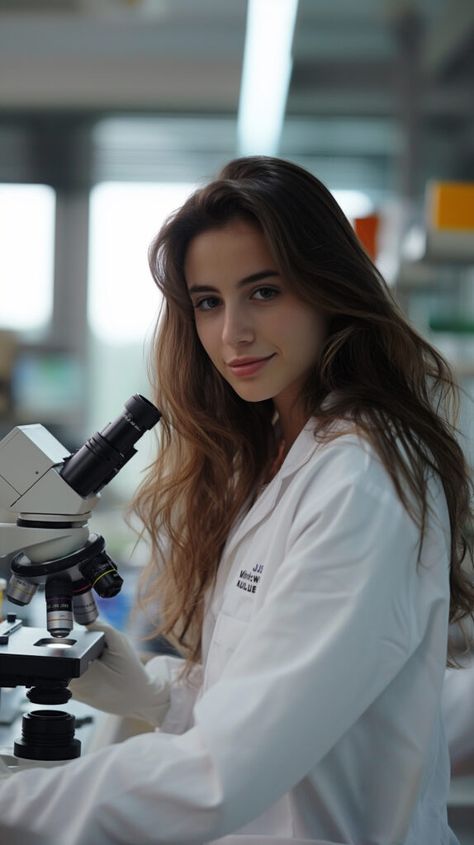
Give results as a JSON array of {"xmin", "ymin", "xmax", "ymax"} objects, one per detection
[{"xmin": 204, "ymin": 612, "xmax": 247, "ymax": 690}]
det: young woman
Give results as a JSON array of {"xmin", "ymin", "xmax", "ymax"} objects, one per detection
[{"xmin": 0, "ymin": 156, "xmax": 472, "ymax": 845}]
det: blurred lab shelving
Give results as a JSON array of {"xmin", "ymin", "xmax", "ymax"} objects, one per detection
[{"xmin": 392, "ymin": 181, "xmax": 474, "ymax": 477}]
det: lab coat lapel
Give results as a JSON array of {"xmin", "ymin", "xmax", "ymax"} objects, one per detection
[{"xmin": 224, "ymin": 420, "xmax": 318, "ymax": 560}]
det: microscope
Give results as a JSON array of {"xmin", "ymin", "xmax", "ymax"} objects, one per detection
[{"xmin": 0, "ymin": 394, "xmax": 161, "ymax": 767}]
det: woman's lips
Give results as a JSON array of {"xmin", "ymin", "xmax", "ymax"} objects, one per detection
[{"xmin": 227, "ymin": 354, "xmax": 275, "ymax": 377}]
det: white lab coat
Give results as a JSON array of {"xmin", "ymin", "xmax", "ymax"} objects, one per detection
[{"xmin": 0, "ymin": 421, "xmax": 459, "ymax": 844}]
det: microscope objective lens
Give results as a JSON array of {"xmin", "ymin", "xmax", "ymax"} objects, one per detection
[{"xmin": 45, "ymin": 577, "xmax": 73, "ymax": 638}]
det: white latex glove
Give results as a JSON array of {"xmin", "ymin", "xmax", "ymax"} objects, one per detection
[
  {"xmin": 69, "ymin": 621, "xmax": 170, "ymax": 727},
  {"xmin": 0, "ymin": 757, "xmax": 13, "ymax": 779}
]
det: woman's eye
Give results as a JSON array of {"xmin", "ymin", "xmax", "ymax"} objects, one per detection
[
  {"xmin": 194, "ymin": 296, "xmax": 220, "ymax": 311},
  {"xmin": 252, "ymin": 287, "xmax": 280, "ymax": 301}
]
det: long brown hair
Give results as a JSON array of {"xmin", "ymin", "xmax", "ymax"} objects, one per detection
[{"xmin": 133, "ymin": 155, "xmax": 473, "ymax": 666}]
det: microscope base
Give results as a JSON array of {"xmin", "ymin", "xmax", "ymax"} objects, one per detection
[{"xmin": 0, "ymin": 748, "xmax": 73, "ymax": 771}]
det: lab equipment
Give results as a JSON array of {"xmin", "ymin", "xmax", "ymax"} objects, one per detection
[
  {"xmin": 0, "ymin": 394, "xmax": 161, "ymax": 764},
  {"xmin": 0, "ymin": 616, "xmax": 104, "ymax": 762}
]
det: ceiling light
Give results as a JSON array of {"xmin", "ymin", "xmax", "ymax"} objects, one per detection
[{"xmin": 237, "ymin": 0, "xmax": 299, "ymax": 156}]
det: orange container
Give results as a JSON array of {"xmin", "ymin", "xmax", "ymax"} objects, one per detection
[
  {"xmin": 428, "ymin": 182, "xmax": 474, "ymax": 231},
  {"xmin": 354, "ymin": 214, "xmax": 380, "ymax": 261}
]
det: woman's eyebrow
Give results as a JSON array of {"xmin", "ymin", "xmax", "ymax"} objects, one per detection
[{"xmin": 187, "ymin": 269, "xmax": 280, "ymax": 295}]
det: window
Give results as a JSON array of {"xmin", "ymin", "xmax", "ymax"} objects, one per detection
[
  {"xmin": 88, "ymin": 182, "xmax": 196, "ymax": 344},
  {"xmin": 87, "ymin": 181, "xmax": 196, "ymax": 500},
  {"xmin": 0, "ymin": 184, "xmax": 55, "ymax": 332}
]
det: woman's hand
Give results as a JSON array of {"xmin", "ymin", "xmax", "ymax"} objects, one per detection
[{"xmin": 69, "ymin": 621, "xmax": 170, "ymax": 727}]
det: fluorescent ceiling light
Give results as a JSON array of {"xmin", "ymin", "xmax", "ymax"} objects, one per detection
[{"xmin": 237, "ymin": 0, "xmax": 299, "ymax": 156}]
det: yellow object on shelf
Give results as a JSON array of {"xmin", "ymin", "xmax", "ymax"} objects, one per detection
[{"xmin": 428, "ymin": 181, "xmax": 474, "ymax": 231}]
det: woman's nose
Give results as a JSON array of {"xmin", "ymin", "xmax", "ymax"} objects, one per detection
[{"xmin": 221, "ymin": 305, "xmax": 255, "ymax": 346}]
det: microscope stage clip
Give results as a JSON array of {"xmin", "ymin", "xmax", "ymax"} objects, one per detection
[{"xmin": 0, "ymin": 614, "xmax": 23, "ymax": 644}]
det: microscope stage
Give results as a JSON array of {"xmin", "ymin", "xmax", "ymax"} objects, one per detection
[{"xmin": 0, "ymin": 623, "xmax": 104, "ymax": 685}]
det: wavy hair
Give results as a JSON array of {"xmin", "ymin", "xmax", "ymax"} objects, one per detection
[{"xmin": 133, "ymin": 155, "xmax": 473, "ymax": 667}]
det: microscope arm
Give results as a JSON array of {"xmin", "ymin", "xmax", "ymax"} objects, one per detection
[
  {"xmin": 0, "ymin": 469, "xmax": 94, "ymax": 563},
  {"xmin": 0, "ymin": 430, "xmax": 98, "ymax": 561}
]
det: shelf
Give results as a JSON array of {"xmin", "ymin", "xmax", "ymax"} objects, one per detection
[
  {"xmin": 401, "ymin": 225, "xmax": 474, "ymax": 267},
  {"xmin": 426, "ymin": 230, "xmax": 474, "ymax": 263},
  {"xmin": 395, "ymin": 260, "xmax": 457, "ymax": 291},
  {"xmin": 429, "ymin": 317, "xmax": 474, "ymax": 334}
]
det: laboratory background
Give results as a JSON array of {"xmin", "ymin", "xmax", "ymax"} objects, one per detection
[{"xmin": 0, "ymin": 0, "xmax": 473, "ymax": 841}]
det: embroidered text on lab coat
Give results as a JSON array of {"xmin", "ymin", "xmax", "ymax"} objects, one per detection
[{"xmin": 236, "ymin": 563, "xmax": 263, "ymax": 594}]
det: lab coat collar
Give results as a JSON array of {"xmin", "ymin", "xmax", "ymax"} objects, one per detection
[
  {"xmin": 225, "ymin": 394, "xmax": 349, "ymax": 557},
  {"xmin": 224, "ymin": 419, "xmax": 320, "ymax": 559},
  {"xmin": 274, "ymin": 390, "xmax": 343, "ymax": 479},
  {"xmin": 277, "ymin": 417, "xmax": 319, "ymax": 479}
]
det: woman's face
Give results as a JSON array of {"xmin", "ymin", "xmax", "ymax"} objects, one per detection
[{"xmin": 184, "ymin": 218, "xmax": 327, "ymax": 428}]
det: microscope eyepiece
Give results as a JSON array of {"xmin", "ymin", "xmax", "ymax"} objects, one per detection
[{"xmin": 60, "ymin": 394, "xmax": 161, "ymax": 498}]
